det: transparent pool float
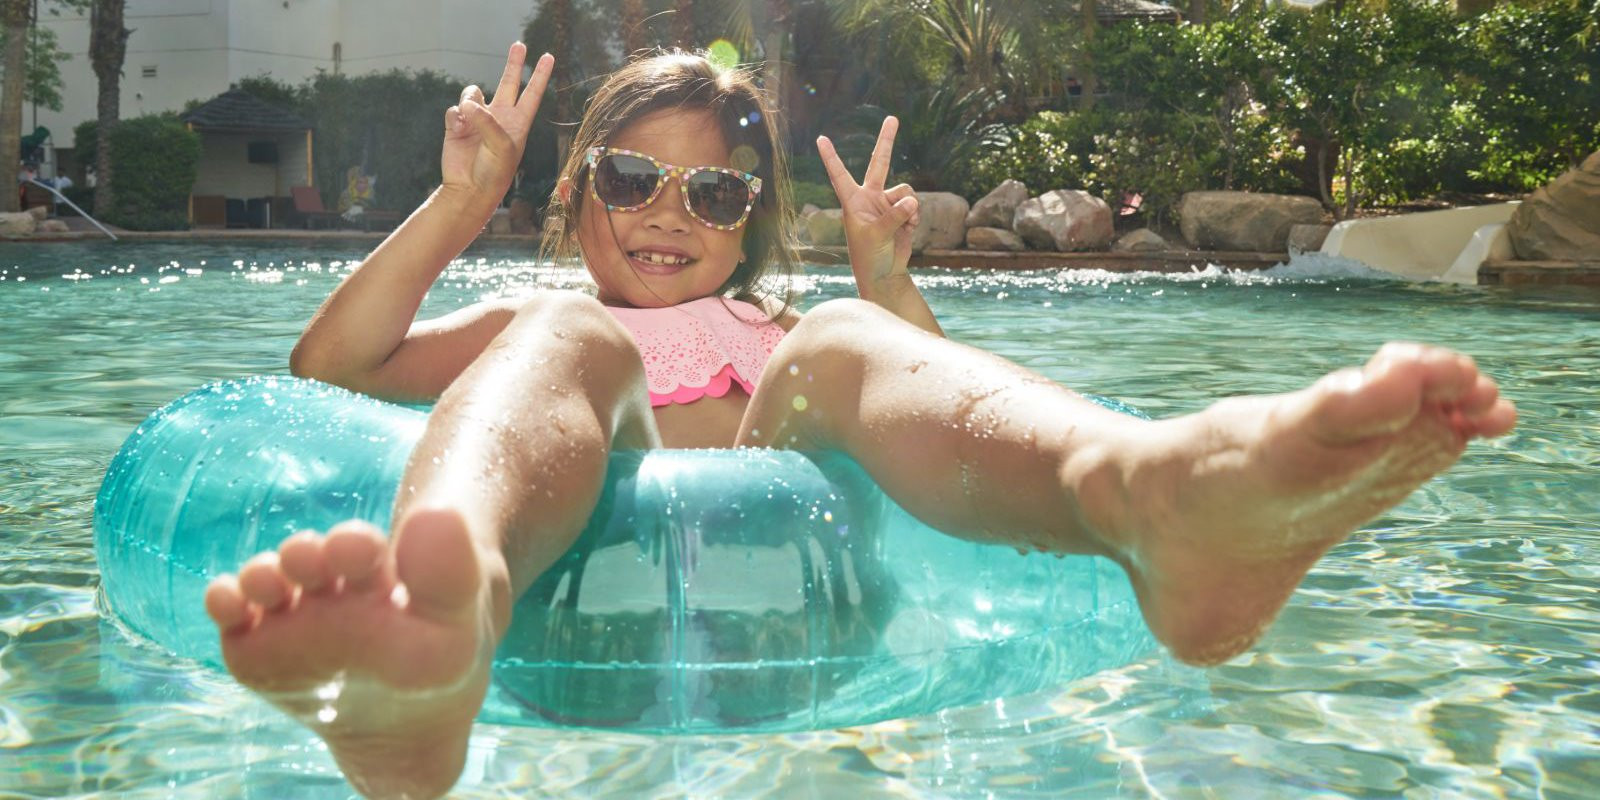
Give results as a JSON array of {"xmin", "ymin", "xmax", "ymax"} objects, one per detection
[{"xmin": 94, "ymin": 376, "xmax": 1155, "ymax": 733}]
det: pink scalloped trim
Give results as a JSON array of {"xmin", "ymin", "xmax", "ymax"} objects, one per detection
[{"xmin": 649, "ymin": 363, "xmax": 752, "ymax": 407}]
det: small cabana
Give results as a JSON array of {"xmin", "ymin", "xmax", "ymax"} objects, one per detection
[{"xmin": 181, "ymin": 90, "xmax": 313, "ymax": 228}]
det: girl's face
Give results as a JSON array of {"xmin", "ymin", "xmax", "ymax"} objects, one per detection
[{"xmin": 577, "ymin": 109, "xmax": 750, "ymax": 308}]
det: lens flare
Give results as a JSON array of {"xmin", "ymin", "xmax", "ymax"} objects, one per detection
[
  {"xmin": 730, "ymin": 145, "xmax": 760, "ymax": 173},
  {"xmin": 707, "ymin": 39, "xmax": 740, "ymax": 71}
]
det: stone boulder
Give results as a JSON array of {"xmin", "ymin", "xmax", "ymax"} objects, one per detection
[
  {"xmin": 1287, "ymin": 223, "xmax": 1332, "ymax": 253},
  {"xmin": 488, "ymin": 208, "xmax": 512, "ymax": 235},
  {"xmin": 965, "ymin": 226, "xmax": 1025, "ymax": 251},
  {"xmin": 1013, "ymin": 190, "xmax": 1114, "ymax": 252},
  {"xmin": 0, "ymin": 211, "xmax": 37, "ymax": 236},
  {"xmin": 965, "ymin": 179, "xmax": 1028, "ymax": 230},
  {"xmin": 911, "ymin": 192, "xmax": 969, "ymax": 253},
  {"xmin": 1112, "ymin": 228, "xmax": 1167, "ymax": 252},
  {"xmin": 37, "ymin": 219, "xmax": 70, "ymax": 233},
  {"xmin": 807, "ymin": 208, "xmax": 845, "ymax": 246},
  {"xmin": 26, "ymin": 205, "xmax": 47, "ymax": 222},
  {"xmin": 1177, "ymin": 191, "xmax": 1324, "ymax": 252},
  {"xmin": 1508, "ymin": 150, "xmax": 1600, "ymax": 261}
]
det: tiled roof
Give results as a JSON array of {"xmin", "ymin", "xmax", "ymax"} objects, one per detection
[{"xmin": 181, "ymin": 89, "xmax": 310, "ymax": 132}]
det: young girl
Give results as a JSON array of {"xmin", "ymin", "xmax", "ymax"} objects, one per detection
[{"xmin": 203, "ymin": 44, "xmax": 1515, "ymax": 799}]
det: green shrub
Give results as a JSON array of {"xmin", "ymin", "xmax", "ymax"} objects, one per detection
[
  {"xmin": 102, "ymin": 114, "xmax": 200, "ymax": 231},
  {"xmin": 790, "ymin": 180, "xmax": 838, "ymax": 209}
]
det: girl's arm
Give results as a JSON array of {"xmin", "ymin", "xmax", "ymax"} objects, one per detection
[
  {"xmin": 290, "ymin": 44, "xmax": 553, "ymax": 401},
  {"xmin": 817, "ymin": 117, "xmax": 944, "ymax": 337}
]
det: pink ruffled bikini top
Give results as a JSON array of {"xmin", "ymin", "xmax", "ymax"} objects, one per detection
[{"xmin": 606, "ymin": 297, "xmax": 787, "ymax": 407}]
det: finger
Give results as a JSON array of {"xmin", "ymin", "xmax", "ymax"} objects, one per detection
[
  {"xmin": 863, "ymin": 116, "xmax": 898, "ymax": 190},
  {"xmin": 444, "ymin": 105, "xmax": 465, "ymax": 136},
  {"xmin": 460, "ymin": 100, "xmax": 515, "ymax": 156},
  {"xmin": 885, "ymin": 183, "xmax": 915, "ymax": 204},
  {"xmin": 460, "ymin": 84, "xmax": 486, "ymax": 107},
  {"xmin": 815, "ymin": 135, "xmax": 858, "ymax": 201},
  {"xmin": 889, "ymin": 194, "xmax": 917, "ymax": 227},
  {"xmin": 515, "ymin": 52, "xmax": 555, "ymax": 122},
  {"xmin": 492, "ymin": 42, "xmax": 527, "ymax": 106}
]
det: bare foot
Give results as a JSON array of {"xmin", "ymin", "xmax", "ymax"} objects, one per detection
[
  {"xmin": 1104, "ymin": 343, "xmax": 1516, "ymax": 666},
  {"xmin": 204, "ymin": 508, "xmax": 509, "ymax": 800}
]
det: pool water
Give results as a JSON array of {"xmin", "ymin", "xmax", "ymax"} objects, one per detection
[{"xmin": 2, "ymin": 241, "xmax": 1597, "ymax": 798}]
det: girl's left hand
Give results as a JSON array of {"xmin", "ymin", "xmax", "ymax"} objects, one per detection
[{"xmin": 817, "ymin": 117, "xmax": 920, "ymax": 287}]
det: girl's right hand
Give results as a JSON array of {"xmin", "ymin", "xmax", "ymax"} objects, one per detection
[{"xmin": 440, "ymin": 43, "xmax": 554, "ymax": 203}]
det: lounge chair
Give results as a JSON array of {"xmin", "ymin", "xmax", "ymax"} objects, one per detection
[{"xmin": 290, "ymin": 186, "xmax": 344, "ymax": 230}]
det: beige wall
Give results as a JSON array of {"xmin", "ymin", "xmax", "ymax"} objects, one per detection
[
  {"xmin": 190, "ymin": 131, "xmax": 312, "ymax": 198},
  {"xmin": 37, "ymin": 0, "xmax": 529, "ymax": 148}
]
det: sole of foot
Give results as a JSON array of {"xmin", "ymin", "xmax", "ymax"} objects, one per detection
[
  {"xmin": 1114, "ymin": 342, "xmax": 1514, "ymax": 666},
  {"xmin": 204, "ymin": 507, "xmax": 506, "ymax": 800}
]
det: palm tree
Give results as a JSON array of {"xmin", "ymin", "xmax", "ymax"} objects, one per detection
[
  {"xmin": 90, "ymin": 0, "xmax": 129, "ymax": 216},
  {"xmin": 674, "ymin": 0, "xmax": 694, "ymax": 48},
  {"xmin": 0, "ymin": 0, "xmax": 30, "ymax": 212},
  {"xmin": 621, "ymin": 0, "xmax": 647, "ymax": 56}
]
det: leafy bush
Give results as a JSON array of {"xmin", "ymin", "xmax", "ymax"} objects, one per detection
[
  {"xmin": 101, "ymin": 114, "xmax": 200, "ymax": 231},
  {"xmin": 790, "ymin": 180, "xmax": 838, "ymax": 209}
]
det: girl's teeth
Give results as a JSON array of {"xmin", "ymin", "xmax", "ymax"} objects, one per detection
[{"xmin": 635, "ymin": 252, "xmax": 687, "ymax": 265}]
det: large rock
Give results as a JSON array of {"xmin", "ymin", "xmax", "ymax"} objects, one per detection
[
  {"xmin": 26, "ymin": 205, "xmax": 47, "ymax": 222},
  {"xmin": 37, "ymin": 219, "xmax": 70, "ymax": 233},
  {"xmin": 1013, "ymin": 190, "xmax": 1114, "ymax": 252},
  {"xmin": 965, "ymin": 179, "xmax": 1028, "ymax": 230},
  {"xmin": 965, "ymin": 226, "xmax": 1025, "ymax": 251},
  {"xmin": 1508, "ymin": 150, "xmax": 1600, "ymax": 261},
  {"xmin": 1112, "ymin": 228, "xmax": 1167, "ymax": 252},
  {"xmin": 807, "ymin": 208, "xmax": 845, "ymax": 246},
  {"xmin": 1287, "ymin": 223, "xmax": 1332, "ymax": 253},
  {"xmin": 0, "ymin": 211, "xmax": 37, "ymax": 236},
  {"xmin": 911, "ymin": 192, "xmax": 969, "ymax": 253},
  {"xmin": 1178, "ymin": 191, "xmax": 1324, "ymax": 252}
]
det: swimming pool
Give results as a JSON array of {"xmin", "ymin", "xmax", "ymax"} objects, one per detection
[{"xmin": 2, "ymin": 241, "xmax": 1596, "ymax": 797}]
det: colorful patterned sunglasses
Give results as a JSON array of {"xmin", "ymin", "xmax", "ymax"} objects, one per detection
[{"xmin": 585, "ymin": 146, "xmax": 763, "ymax": 231}]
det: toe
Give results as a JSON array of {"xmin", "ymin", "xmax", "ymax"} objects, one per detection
[
  {"xmin": 279, "ymin": 530, "xmax": 333, "ymax": 592},
  {"xmin": 204, "ymin": 575, "xmax": 252, "ymax": 630},
  {"xmin": 326, "ymin": 520, "xmax": 392, "ymax": 590},
  {"xmin": 394, "ymin": 507, "xmax": 482, "ymax": 621},
  {"xmin": 238, "ymin": 552, "xmax": 293, "ymax": 611}
]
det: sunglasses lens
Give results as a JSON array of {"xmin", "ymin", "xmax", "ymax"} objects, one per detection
[
  {"xmin": 685, "ymin": 171, "xmax": 753, "ymax": 227},
  {"xmin": 594, "ymin": 154, "xmax": 659, "ymax": 207}
]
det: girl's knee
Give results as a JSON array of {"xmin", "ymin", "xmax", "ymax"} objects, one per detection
[{"xmin": 783, "ymin": 298, "xmax": 887, "ymax": 350}]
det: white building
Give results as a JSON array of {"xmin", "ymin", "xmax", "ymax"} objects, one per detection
[{"xmin": 38, "ymin": 0, "xmax": 534, "ymax": 154}]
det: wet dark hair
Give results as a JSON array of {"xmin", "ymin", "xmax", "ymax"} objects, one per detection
[{"xmin": 540, "ymin": 50, "xmax": 798, "ymax": 312}]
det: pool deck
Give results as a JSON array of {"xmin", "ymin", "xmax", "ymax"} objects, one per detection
[{"xmin": 11, "ymin": 228, "xmax": 1598, "ymax": 285}]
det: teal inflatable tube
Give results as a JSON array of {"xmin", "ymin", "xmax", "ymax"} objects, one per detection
[{"xmin": 94, "ymin": 376, "xmax": 1155, "ymax": 733}]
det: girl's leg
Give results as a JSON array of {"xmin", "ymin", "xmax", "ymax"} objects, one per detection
[
  {"xmin": 204, "ymin": 291, "xmax": 657, "ymax": 800},
  {"xmin": 737, "ymin": 299, "xmax": 1513, "ymax": 666}
]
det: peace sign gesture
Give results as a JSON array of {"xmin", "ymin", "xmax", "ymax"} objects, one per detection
[
  {"xmin": 441, "ymin": 42, "xmax": 554, "ymax": 201},
  {"xmin": 817, "ymin": 116, "xmax": 921, "ymax": 287}
]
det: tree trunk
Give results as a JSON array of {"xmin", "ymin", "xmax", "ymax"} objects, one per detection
[
  {"xmin": 621, "ymin": 0, "xmax": 646, "ymax": 57},
  {"xmin": 763, "ymin": 0, "xmax": 790, "ymax": 147},
  {"xmin": 0, "ymin": 0, "xmax": 31, "ymax": 213},
  {"xmin": 91, "ymin": 0, "xmax": 130, "ymax": 217},
  {"xmin": 673, "ymin": 0, "xmax": 694, "ymax": 50},
  {"xmin": 1189, "ymin": 0, "xmax": 1205, "ymax": 25},
  {"xmin": 548, "ymin": 0, "xmax": 575, "ymax": 169},
  {"xmin": 1079, "ymin": 0, "xmax": 1098, "ymax": 111}
]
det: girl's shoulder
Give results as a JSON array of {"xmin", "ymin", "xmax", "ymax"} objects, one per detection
[{"xmin": 747, "ymin": 294, "xmax": 803, "ymax": 333}]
